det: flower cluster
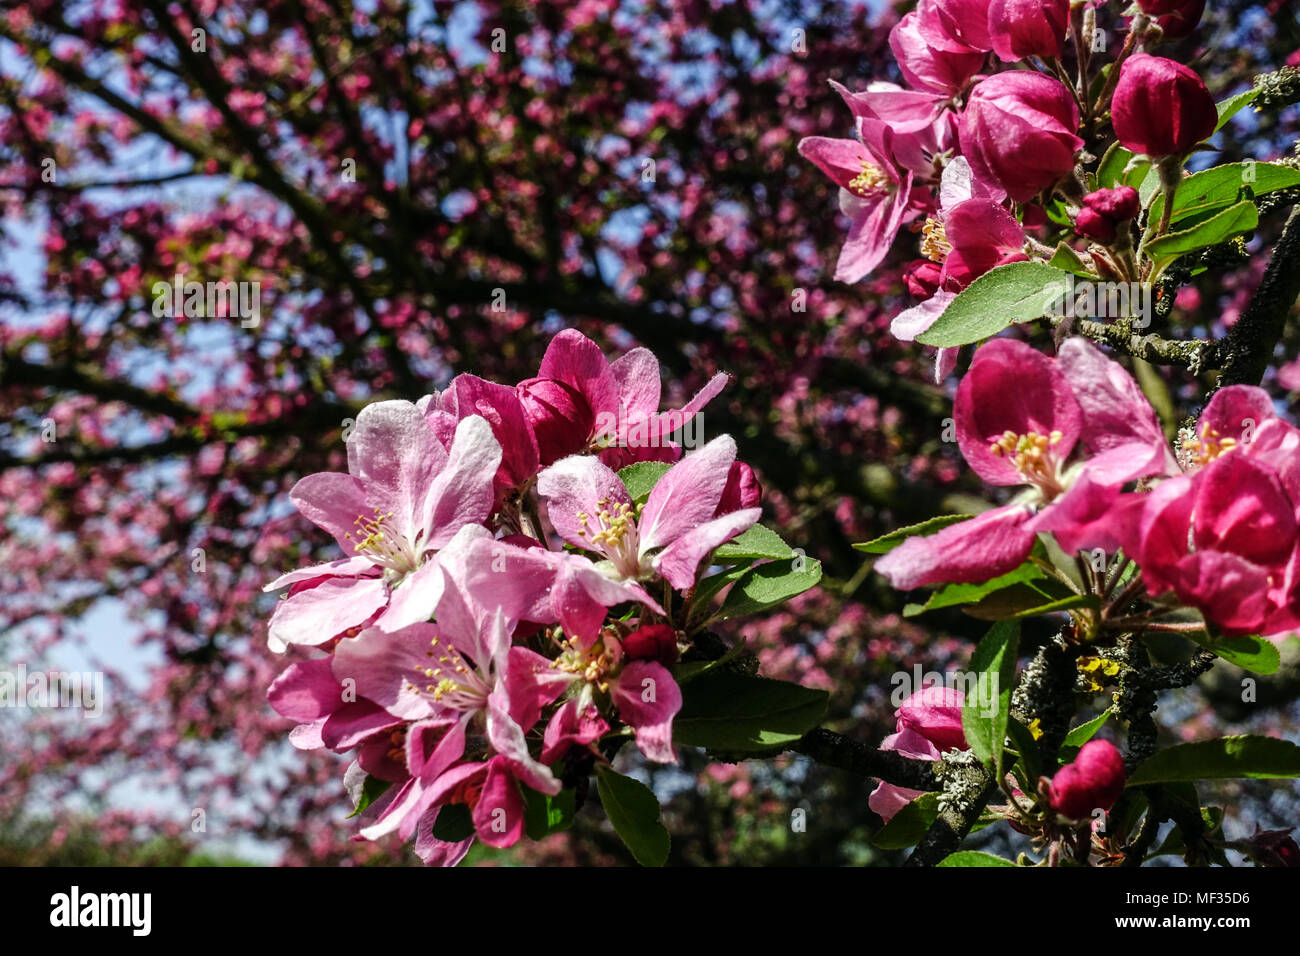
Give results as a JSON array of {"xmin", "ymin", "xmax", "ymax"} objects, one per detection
[
  {"xmin": 264, "ymin": 330, "xmax": 767, "ymax": 863},
  {"xmin": 800, "ymin": 0, "xmax": 1218, "ymax": 379}
]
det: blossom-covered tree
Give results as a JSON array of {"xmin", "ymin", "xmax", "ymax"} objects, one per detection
[{"xmin": 2, "ymin": 0, "xmax": 1300, "ymax": 867}]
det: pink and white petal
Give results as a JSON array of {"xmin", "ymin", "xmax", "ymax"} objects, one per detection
[
  {"xmin": 653, "ymin": 507, "xmax": 763, "ymax": 590},
  {"xmin": 537, "ymin": 453, "xmax": 632, "ymax": 550},
  {"xmin": 330, "ymin": 622, "xmax": 441, "ymax": 722},
  {"xmin": 639, "ymin": 435, "xmax": 738, "ymax": 552},
  {"xmin": 424, "ymin": 415, "xmax": 501, "ymax": 549},
  {"xmin": 263, "ymin": 555, "xmax": 376, "ymax": 592},
  {"xmin": 485, "ymin": 688, "xmax": 561, "ymax": 795},
  {"xmin": 379, "ymin": 559, "xmax": 447, "ymax": 632},
  {"xmin": 874, "ymin": 505, "xmax": 1037, "ymax": 590},
  {"xmin": 288, "ymin": 472, "xmax": 372, "ymax": 552},
  {"xmin": 833, "ymin": 190, "xmax": 901, "ymax": 285},
  {"xmin": 350, "ymin": 400, "xmax": 448, "ymax": 543},
  {"xmin": 891, "ymin": 291, "xmax": 955, "ymax": 342},
  {"xmin": 266, "ymin": 575, "xmax": 388, "ymax": 652},
  {"xmin": 267, "ymin": 657, "xmax": 340, "ymax": 722},
  {"xmin": 653, "ymin": 371, "xmax": 728, "ymax": 436},
  {"xmin": 610, "ymin": 660, "xmax": 682, "ymax": 764},
  {"xmin": 934, "ymin": 346, "xmax": 959, "ymax": 383},
  {"xmin": 288, "ymin": 718, "xmax": 327, "ymax": 750},
  {"xmin": 359, "ymin": 776, "xmax": 421, "ymax": 841}
]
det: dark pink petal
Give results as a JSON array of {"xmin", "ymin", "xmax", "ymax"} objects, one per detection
[
  {"xmin": 485, "ymin": 687, "xmax": 560, "ymax": 795},
  {"xmin": 321, "ymin": 700, "xmax": 405, "ymax": 751},
  {"xmin": 610, "ymin": 660, "xmax": 682, "ymax": 764},
  {"xmin": 349, "ymin": 400, "xmax": 448, "ymax": 545},
  {"xmin": 439, "ymin": 375, "xmax": 538, "ymax": 501},
  {"xmin": 1198, "ymin": 385, "xmax": 1276, "ymax": 451},
  {"xmin": 1057, "ymin": 337, "xmax": 1178, "ymax": 476},
  {"xmin": 1193, "ymin": 453, "xmax": 1297, "ymax": 567},
  {"xmin": 608, "ymin": 347, "xmax": 662, "ymax": 418},
  {"xmin": 542, "ymin": 700, "xmax": 610, "ymax": 764},
  {"xmin": 538, "ymin": 329, "xmax": 620, "ymax": 421},
  {"xmin": 875, "ymin": 505, "xmax": 1036, "ymax": 590},
  {"xmin": 504, "ymin": 646, "xmax": 571, "ymax": 731},
  {"xmin": 413, "ymin": 807, "xmax": 475, "ymax": 867},
  {"xmin": 473, "ymin": 756, "xmax": 527, "ymax": 849},
  {"xmin": 796, "ymin": 136, "xmax": 874, "ymax": 193},
  {"xmin": 897, "ymin": 685, "xmax": 966, "ymax": 751},
  {"xmin": 1136, "ymin": 475, "xmax": 1195, "ymax": 595},
  {"xmin": 1173, "ymin": 550, "xmax": 1273, "ymax": 635},
  {"xmin": 955, "ymin": 338, "xmax": 1082, "ymax": 486}
]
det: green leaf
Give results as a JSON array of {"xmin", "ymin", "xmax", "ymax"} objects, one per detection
[
  {"xmin": 689, "ymin": 564, "xmax": 754, "ymax": 617},
  {"xmin": 617, "ymin": 461, "xmax": 672, "ymax": 503},
  {"xmin": 915, "ymin": 262, "xmax": 1071, "ymax": 347},
  {"xmin": 962, "ymin": 620, "xmax": 1021, "ymax": 771},
  {"xmin": 431, "ymin": 802, "xmax": 475, "ymax": 842},
  {"xmin": 1182, "ymin": 630, "xmax": 1281, "ymax": 675},
  {"xmin": 872, "ymin": 791, "xmax": 941, "ymax": 849},
  {"xmin": 853, "ymin": 514, "xmax": 973, "ymax": 554},
  {"xmin": 1047, "ymin": 242, "xmax": 1099, "ymax": 279},
  {"xmin": 718, "ymin": 555, "xmax": 822, "ymax": 619},
  {"xmin": 1148, "ymin": 162, "xmax": 1300, "ymax": 227},
  {"xmin": 523, "ymin": 786, "xmax": 576, "ymax": 841},
  {"xmin": 1215, "ymin": 87, "xmax": 1260, "ymax": 130},
  {"xmin": 674, "ymin": 672, "xmax": 829, "ymax": 753},
  {"xmin": 595, "ymin": 766, "xmax": 670, "ymax": 867},
  {"xmin": 347, "ymin": 775, "xmax": 393, "ymax": 819},
  {"xmin": 1096, "ymin": 143, "xmax": 1150, "ymax": 191},
  {"xmin": 1145, "ymin": 199, "xmax": 1258, "ymax": 263},
  {"xmin": 1063, "ymin": 709, "xmax": 1111, "ymax": 748},
  {"xmin": 1005, "ymin": 716, "xmax": 1042, "ymax": 783},
  {"xmin": 1128, "ymin": 735, "xmax": 1300, "ymax": 786},
  {"xmin": 902, "ymin": 560, "xmax": 1045, "ymax": 617},
  {"xmin": 937, "ymin": 850, "xmax": 1017, "ymax": 867},
  {"xmin": 712, "ymin": 524, "xmax": 793, "ymax": 561}
]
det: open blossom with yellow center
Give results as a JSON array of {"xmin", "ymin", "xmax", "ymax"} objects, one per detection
[
  {"xmin": 551, "ymin": 629, "xmax": 619, "ymax": 692},
  {"xmin": 989, "ymin": 429, "xmax": 1067, "ymax": 497},
  {"xmin": 1181, "ymin": 423, "xmax": 1238, "ymax": 468},
  {"xmin": 848, "ymin": 159, "xmax": 890, "ymax": 197},
  {"xmin": 920, "ymin": 217, "xmax": 952, "ymax": 263},
  {"xmin": 345, "ymin": 506, "xmax": 425, "ymax": 579},
  {"xmin": 401, "ymin": 632, "xmax": 491, "ymax": 712},
  {"xmin": 575, "ymin": 496, "xmax": 645, "ymax": 579}
]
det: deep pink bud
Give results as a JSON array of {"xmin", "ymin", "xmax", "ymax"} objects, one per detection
[
  {"xmin": 1048, "ymin": 739, "xmax": 1127, "ymax": 820},
  {"xmin": 1074, "ymin": 208, "xmax": 1116, "ymax": 242},
  {"xmin": 717, "ymin": 461, "xmax": 762, "ymax": 515},
  {"xmin": 516, "ymin": 377, "xmax": 594, "ymax": 465},
  {"xmin": 1084, "ymin": 185, "xmax": 1141, "ymax": 222},
  {"xmin": 1136, "ymin": 0, "xmax": 1205, "ymax": 38},
  {"xmin": 959, "ymin": 72, "xmax": 1083, "ymax": 202},
  {"xmin": 621, "ymin": 624, "xmax": 679, "ymax": 665},
  {"xmin": 1111, "ymin": 54, "xmax": 1217, "ymax": 158},
  {"xmin": 988, "ymin": 0, "xmax": 1070, "ymax": 62}
]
